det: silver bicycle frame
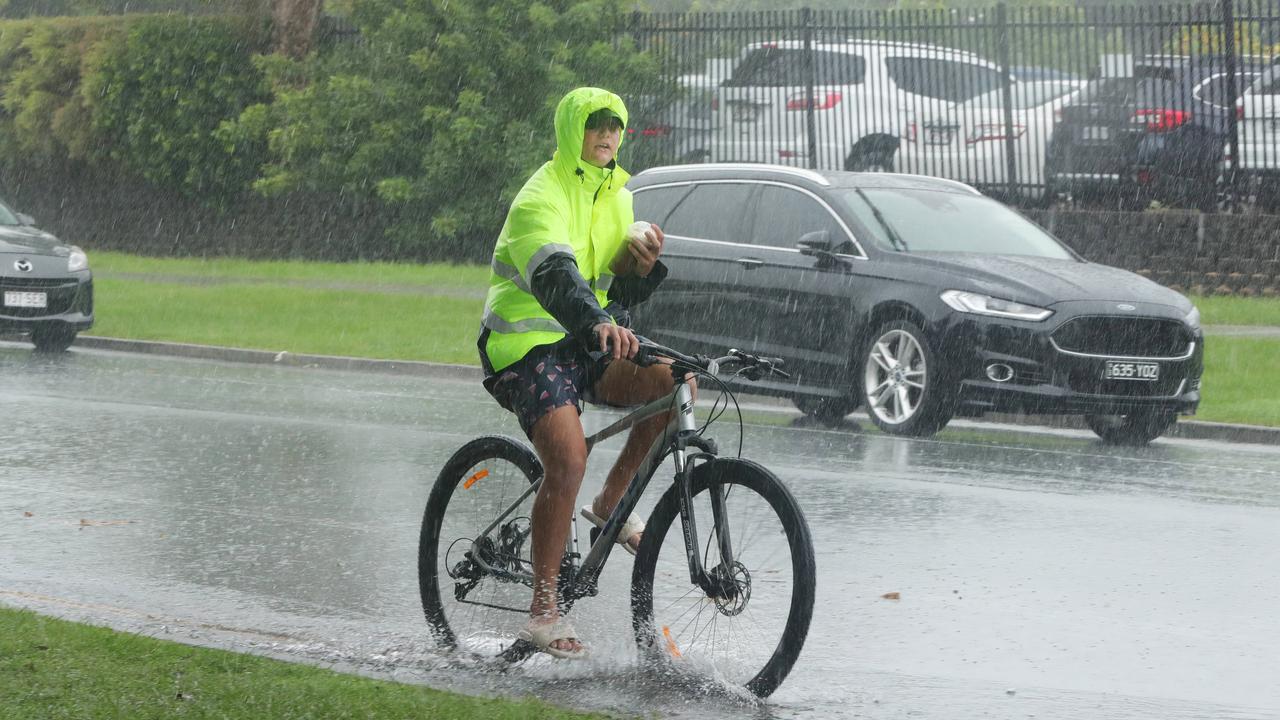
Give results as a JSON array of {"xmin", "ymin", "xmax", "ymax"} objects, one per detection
[{"xmin": 470, "ymin": 380, "xmax": 700, "ymax": 588}]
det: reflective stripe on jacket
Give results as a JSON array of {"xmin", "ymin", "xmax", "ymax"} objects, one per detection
[{"xmin": 480, "ymin": 87, "xmax": 633, "ymax": 372}]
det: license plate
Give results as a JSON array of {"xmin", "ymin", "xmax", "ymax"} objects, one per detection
[
  {"xmin": 731, "ymin": 102, "xmax": 759, "ymax": 123},
  {"xmin": 3, "ymin": 291, "xmax": 46, "ymax": 308},
  {"xmin": 925, "ymin": 127, "xmax": 954, "ymax": 145},
  {"xmin": 1104, "ymin": 360, "xmax": 1159, "ymax": 381},
  {"xmin": 1082, "ymin": 125, "xmax": 1110, "ymax": 141}
]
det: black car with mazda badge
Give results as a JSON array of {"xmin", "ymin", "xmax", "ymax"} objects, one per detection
[{"xmin": 628, "ymin": 163, "xmax": 1202, "ymax": 445}]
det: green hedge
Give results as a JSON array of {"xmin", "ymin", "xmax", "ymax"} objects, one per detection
[{"xmin": 0, "ymin": 13, "xmax": 268, "ymax": 203}]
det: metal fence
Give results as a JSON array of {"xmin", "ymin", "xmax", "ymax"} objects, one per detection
[{"xmin": 621, "ymin": 1, "xmax": 1280, "ymax": 211}]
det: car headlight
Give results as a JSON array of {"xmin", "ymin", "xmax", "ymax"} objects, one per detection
[
  {"xmin": 941, "ymin": 290, "xmax": 1053, "ymax": 321},
  {"xmin": 1184, "ymin": 305, "xmax": 1201, "ymax": 330},
  {"xmin": 67, "ymin": 246, "xmax": 88, "ymax": 272}
]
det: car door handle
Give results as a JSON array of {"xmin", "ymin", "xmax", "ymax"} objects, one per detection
[{"xmin": 736, "ymin": 257, "xmax": 764, "ymax": 268}]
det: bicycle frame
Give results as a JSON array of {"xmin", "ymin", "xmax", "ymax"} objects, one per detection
[{"xmin": 470, "ymin": 369, "xmax": 730, "ymax": 610}]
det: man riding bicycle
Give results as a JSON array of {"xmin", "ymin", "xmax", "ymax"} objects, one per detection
[{"xmin": 478, "ymin": 86, "xmax": 679, "ymax": 659}]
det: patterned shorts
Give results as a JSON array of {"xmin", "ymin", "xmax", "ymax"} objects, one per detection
[{"xmin": 484, "ymin": 340, "xmax": 613, "ymax": 439}]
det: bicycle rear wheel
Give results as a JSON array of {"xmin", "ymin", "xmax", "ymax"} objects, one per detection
[
  {"xmin": 419, "ymin": 435, "xmax": 542, "ymax": 656},
  {"xmin": 631, "ymin": 458, "xmax": 815, "ymax": 698}
]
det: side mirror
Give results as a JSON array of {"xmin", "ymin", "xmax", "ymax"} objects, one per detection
[
  {"xmin": 796, "ymin": 230, "xmax": 833, "ymax": 256},
  {"xmin": 16, "ymin": 213, "xmax": 34, "ymax": 226}
]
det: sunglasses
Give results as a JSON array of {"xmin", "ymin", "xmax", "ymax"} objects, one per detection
[{"xmin": 585, "ymin": 109, "xmax": 624, "ymax": 132}]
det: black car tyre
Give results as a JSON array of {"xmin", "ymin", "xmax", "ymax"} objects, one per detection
[
  {"xmin": 861, "ymin": 320, "xmax": 953, "ymax": 437},
  {"xmin": 1084, "ymin": 410, "xmax": 1177, "ymax": 446},
  {"xmin": 846, "ymin": 147, "xmax": 895, "ymax": 173},
  {"xmin": 792, "ymin": 395, "xmax": 859, "ymax": 425},
  {"xmin": 31, "ymin": 325, "xmax": 76, "ymax": 353}
]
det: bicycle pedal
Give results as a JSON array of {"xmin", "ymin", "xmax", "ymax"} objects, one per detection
[{"xmin": 588, "ymin": 526, "xmax": 601, "ymax": 547}]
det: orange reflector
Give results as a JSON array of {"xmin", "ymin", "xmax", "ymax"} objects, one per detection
[
  {"xmin": 662, "ymin": 626, "xmax": 682, "ymax": 658},
  {"xmin": 463, "ymin": 469, "xmax": 489, "ymax": 489}
]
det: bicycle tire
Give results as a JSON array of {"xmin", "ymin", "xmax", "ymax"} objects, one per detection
[
  {"xmin": 419, "ymin": 435, "xmax": 542, "ymax": 655},
  {"xmin": 630, "ymin": 458, "xmax": 815, "ymax": 698}
]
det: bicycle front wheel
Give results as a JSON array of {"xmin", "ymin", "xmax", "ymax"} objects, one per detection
[
  {"xmin": 419, "ymin": 435, "xmax": 542, "ymax": 656},
  {"xmin": 631, "ymin": 458, "xmax": 815, "ymax": 698}
]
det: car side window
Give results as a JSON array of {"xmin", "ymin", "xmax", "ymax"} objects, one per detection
[
  {"xmin": 632, "ymin": 184, "xmax": 692, "ymax": 227},
  {"xmin": 751, "ymin": 185, "xmax": 848, "ymax": 250},
  {"xmin": 663, "ymin": 183, "xmax": 754, "ymax": 242},
  {"xmin": 887, "ymin": 58, "xmax": 1005, "ymax": 103}
]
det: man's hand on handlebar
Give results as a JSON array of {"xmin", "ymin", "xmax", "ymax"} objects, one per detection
[{"xmin": 593, "ymin": 322, "xmax": 640, "ymax": 361}]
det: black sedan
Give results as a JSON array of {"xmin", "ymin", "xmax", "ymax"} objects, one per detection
[
  {"xmin": 628, "ymin": 163, "xmax": 1203, "ymax": 445},
  {"xmin": 0, "ymin": 201, "xmax": 93, "ymax": 352}
]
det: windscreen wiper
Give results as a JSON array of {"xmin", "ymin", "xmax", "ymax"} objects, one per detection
[{"xmin": 853, "ymin": 187, "xmax": 910, "ymax": 253}]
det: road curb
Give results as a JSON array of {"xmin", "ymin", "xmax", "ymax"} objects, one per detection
[{"xmin": 67, "ymin": 335, "xmax": 1280, "ymax": 447}]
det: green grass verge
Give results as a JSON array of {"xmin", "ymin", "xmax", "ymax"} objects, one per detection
[
  {"xmin": 92, "ymin": 279, "xmax": 483, "ymax": 365},
  {"xmin": 82, "ymin": 254, "xmax": 1279, "ymax": 427},
  {"xmin": 1189, "ymin": 295, "xmax": 1280, "ymax": 326},
  {"xmin": 93, "ymin": 251, "xmax": 489, "ymax": 291},
  {"xmin": 0, "ymin": 607, "xmax": 601, "ymax": 720}
]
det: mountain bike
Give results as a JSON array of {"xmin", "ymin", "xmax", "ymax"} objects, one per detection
[{"xmin": 418, "ymin": 341, "xmax": 815, "ymax": 698}]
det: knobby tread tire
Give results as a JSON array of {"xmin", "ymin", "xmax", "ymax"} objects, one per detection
[
  {"xmin": 630, "ymin": 457, "xmax": 816, "ymax": 698},
  {"xmin": 418, "ymin": 435, "xmax": 542, "ymax": 649}
]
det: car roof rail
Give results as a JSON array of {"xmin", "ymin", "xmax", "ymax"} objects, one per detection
[{"xmin": 636, "ymin": 163, "xmax": 832, "ymax": 186}]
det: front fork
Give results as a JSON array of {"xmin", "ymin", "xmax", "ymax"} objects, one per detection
[{"xmin": 668, "ymin": 385, "xmax": 739, "ymax": 601}]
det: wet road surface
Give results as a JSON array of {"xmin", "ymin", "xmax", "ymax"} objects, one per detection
[{"xmin": 3, "ymin": 343, "xmax": 1279, "ymax": 719}]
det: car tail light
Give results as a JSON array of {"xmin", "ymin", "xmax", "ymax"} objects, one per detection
[
  {"xmin": 903, "ymin": 121, "xmax": 918, "ymax": 143},
  {"xmin": 1236, "ymin": 103, "xmax": 1245, "ymax": 121},
  {"xmin": 786, "ymin": 92, "xmax": 842, "ymax": 111},
  {"xmin": 967, "ymin": 123, "xmax": 1026, "ymax": 144},
  {"xmin": 778, "ymin": 149, "xmax": 802, "ymax": 158},
  {"xmin": 1132, "ymin": 108, "xmax": 1190, "ymax": 133},
  {"xmin": 640, "ymin": 125, "xmax": 671, "ymax": 137},
  {"xmin": 1136, "ymin": 168, "xmax": 1156, "ymax": 184}
]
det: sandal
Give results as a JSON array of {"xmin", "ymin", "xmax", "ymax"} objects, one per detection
[
  {"xmin": 518, "ymin": 617, "xmax": 589, "ymax": 660},
  {"xmin": 580, "ymin": 505, "xmax": 645, "ymax": 556}
]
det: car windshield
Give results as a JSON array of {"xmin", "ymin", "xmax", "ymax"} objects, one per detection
[
  {"xmin": 838, "ymin": 187, "xmax": 1075, "ymax": 258},
  {"xmin": 0, "ymin": 201, "xmax": 19, "ymax": 225}
]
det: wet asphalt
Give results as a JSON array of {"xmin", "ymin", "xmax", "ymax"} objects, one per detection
[{"xmin": 3, "ymin": 342, "xmax": 1279, "ymax": 719}]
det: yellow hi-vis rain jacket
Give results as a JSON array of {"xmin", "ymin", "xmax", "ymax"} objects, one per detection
[{"xmin": 479, "ymin": 87, "xmax": 634, "ymax": 372}]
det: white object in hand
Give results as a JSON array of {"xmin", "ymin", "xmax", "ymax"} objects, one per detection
[{"xmin": 627, "ymin": 221, "xmax": 653, "ymax": 245}]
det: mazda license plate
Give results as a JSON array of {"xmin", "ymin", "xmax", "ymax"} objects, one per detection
[
  {"xmin": 3, "ymin": 291, "xmax": 46, "ymax": 308},
  {"xmin": 1104, "ymin": 360, "xmax": 1159, "ymax": 381}
]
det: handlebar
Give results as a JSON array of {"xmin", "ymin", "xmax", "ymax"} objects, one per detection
[{"xmin": 631, "ymin": 341, "xmax": 791, "ymax": 381}]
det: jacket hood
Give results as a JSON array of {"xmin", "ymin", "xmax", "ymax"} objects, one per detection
[{"xmin": 552, "ymin": 87, "xmax": 629, "ymax": 178}]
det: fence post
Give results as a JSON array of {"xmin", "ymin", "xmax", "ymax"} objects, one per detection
[
  {"xmin": 995, "ymin": 2, "xmax": 1018, "ymax": 198},
  {"xmin": 1222, "ymin": 0, "xmax": 1240, "ymax": 209},
  {"xmin": 803, "ymin": 7, "xmax": 818, "ymax": 170}
]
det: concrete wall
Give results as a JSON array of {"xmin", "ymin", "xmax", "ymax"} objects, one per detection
[{"xmin": 1025, "ymin": 208, "xmax": 1280, "ymax": 296}]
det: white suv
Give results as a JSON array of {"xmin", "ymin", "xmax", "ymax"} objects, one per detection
[
  {"xmin": 1235, "ymin": 66, "xmax": 1280, "ymax": 209},
  {"xmin": 711, "ymin": 39, "xmax": 1010, "ymax": 172}
]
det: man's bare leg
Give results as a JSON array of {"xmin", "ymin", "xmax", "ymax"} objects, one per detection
[
  {"xmin": 588, "ymin": 360, "xmax": 695, "ymax": 550},
  {"xmin": 527, "ymin": 404, "xmax": 588, "ymax": 653}
]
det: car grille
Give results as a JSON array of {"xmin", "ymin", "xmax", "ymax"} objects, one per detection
[
  {"xmin": 1051, "ymin": 316, "xmax": 1192, "ymax": 358},
  {"xmin": 0, "ymin": 277, "xmax": 82, "ymax": 317}
]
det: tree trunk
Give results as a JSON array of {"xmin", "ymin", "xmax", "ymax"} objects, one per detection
[{"xmin": 272, "ymin": 0, "xmax": 323, "ymax": 59}]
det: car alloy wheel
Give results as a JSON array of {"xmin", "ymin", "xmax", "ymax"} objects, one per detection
[{"xmin": 861, "ymin": 320, "xmax": 954, "ymax": 437}]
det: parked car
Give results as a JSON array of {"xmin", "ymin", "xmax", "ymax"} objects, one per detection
[
  {"xmin": 628, "ymin": 163, "xmax": 1203, "ymax": 445},
  {"xmin": 711, "ymin": 40, "xmax": 1012, "ymax": 172},
  {"xmin": 0, "ymin": 200, "xmax": 93, "ymax": 352},
  {"xmin": 1234, "ymin": 65, "xmax": 1280, "ymax": 210},
  {"xmin": 1046, "ymin": 55, "xmax": 1264, "ymax": 210},
  {"xmin": 624, "ymin": 70, "xmax": 724, "ymax": 172},
  {"xmin": 896, "ymin": 78, "xmax": 1084, "ymax": 202}
]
